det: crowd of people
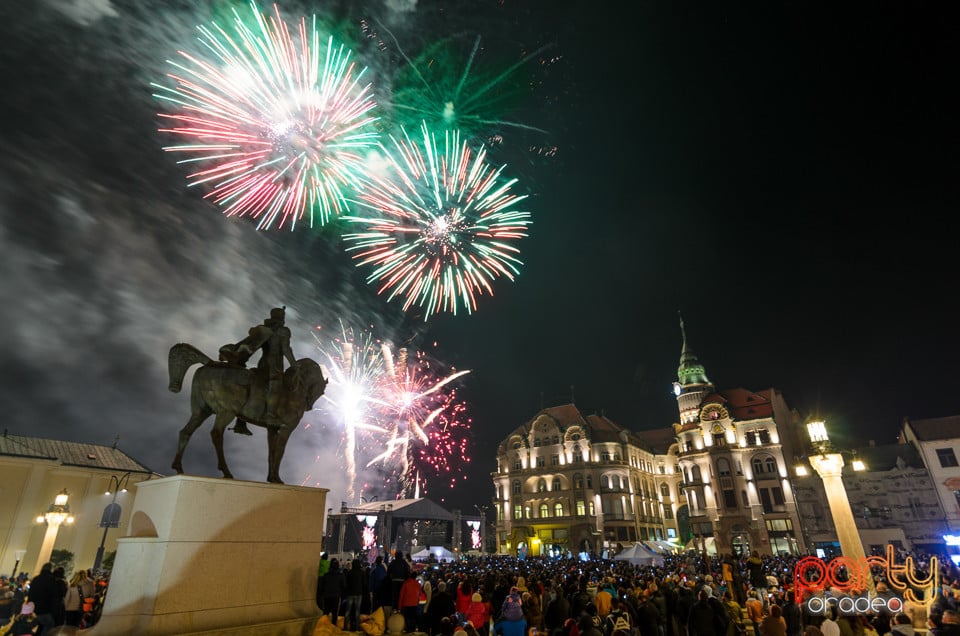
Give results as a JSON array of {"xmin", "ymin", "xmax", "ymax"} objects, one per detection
[
  {"xmin": 0, "ymin": 563, "xmax": 109, "ymax": 634},
  {"xmin": 313, "ymin": 549, "xmax": 960, "ymax": 636}
]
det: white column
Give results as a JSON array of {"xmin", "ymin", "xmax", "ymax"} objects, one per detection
[{"xmin": 33, "ymin": 519, "xmax": 64, "ymax": 575}]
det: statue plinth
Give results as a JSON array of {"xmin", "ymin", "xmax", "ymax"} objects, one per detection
[{"xmin": 85, "ymin": 475, "xmax": 327, "ymax": 636}]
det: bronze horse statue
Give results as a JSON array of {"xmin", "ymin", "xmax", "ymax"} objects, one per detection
[{"xmin": 168, "ymin": 343, "xmax": 327, "ymax": 483}]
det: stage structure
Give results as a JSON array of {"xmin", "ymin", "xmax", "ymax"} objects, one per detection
[{"xmin": 326, "ymin": 498, "xmax": 486, "ymax": 559}]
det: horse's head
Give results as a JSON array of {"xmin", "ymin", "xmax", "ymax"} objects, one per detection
[{"xmin": 295, "ymin": 358, "xmax": 328, "ymax": 407}]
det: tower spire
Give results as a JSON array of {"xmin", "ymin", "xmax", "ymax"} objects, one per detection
[{"xmin": 676, "ymin": 312, "xmax": 711, "ymax": 387}]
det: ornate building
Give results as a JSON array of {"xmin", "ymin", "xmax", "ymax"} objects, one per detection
[
  {"xmin": 490, "ymin": 404, "xmax": 682, "ymax": 557},
  {"xmin": 672, "ymin": 318, "xmax": 806, "ymax": 556},
  {"xmin": 491, "ymin": 319, "xmax": 953, "ymax": 558}
]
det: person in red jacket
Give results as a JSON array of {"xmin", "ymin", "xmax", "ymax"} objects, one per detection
[
  {"xmin": 466, "ymin": 592, "xmax": 491, "ymax": 633},
  {"xmin": 398, "ymin": 572, "xmax": 424, "ymax": 632}
]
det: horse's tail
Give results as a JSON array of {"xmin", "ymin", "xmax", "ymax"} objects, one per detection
[{"xmin": 168, "ymin": 343, "xmax": 212, "ymax": 392}]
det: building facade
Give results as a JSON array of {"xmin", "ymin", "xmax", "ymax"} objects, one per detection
[
  {"xmin": 0, "ymin": 434, "xmax": 156, "ymax": 576},
  {"xmin": 672, "ymin": 319, "xmax": 806, "ymax": 557},
  {"xmin": 490, "ymin": 404, "xmax": 682, "ymax": 557},
  {"xmin": 899, "ymin": 415, "xmax": 960, "ymax": 533}
]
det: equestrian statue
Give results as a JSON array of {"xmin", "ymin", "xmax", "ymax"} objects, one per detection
[{"xmin": 168, "ymin": 307, "xmax": 327, "ymax": 484}]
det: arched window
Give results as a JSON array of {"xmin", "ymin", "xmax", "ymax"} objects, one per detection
[
  {"xmin": 588, "ymin": 501, "xmax": 595, "ymax": 516},
  {"xmin": 574, "ymin": 473, "xmax": 583, "ymax": 489},
  {"xmin": 552, "ymin": 435, "xmax": 559, "ymax": 444},
  {"xmin": 752, "ymin": 458, "xmax": 765, "ymax": 475},
  {"xmin": 534, "ymin": 437, "xmax": 541, "ymax": 447},
  {"xmin": 573, "ymin": 444, "xmax": 583, "ymax": 463},
  {"xmin": 601, "ymin": 475, "xmax": 610, "ymax": 488},
  {"xmin": 539, "ymin": 503, "xmax": 549, "ymax": 518},
  {"xmin": 691, "ymin": 465, "xmax": 702, "ymax": 481},
  {"xmin": 586, "ymin": 475, "xmax": 593, "ymax": 489},
  {"xmin": 554, "ymin": 502, "xmax": 563, "ymax": 517},
  {"xmin": 498, "ymin": 485, "xmax": 503, "ymax": 499},
  {"xmin": 552, "ymin": 477, "xmax": 562, "ymax": 492},
  {"xmin": 765, "ymin": 457, "xmax": 777, "ymax": 475},
  {"xmin": 661, "ymin": 483, "xmax": 670, "ymax": 497},
  {"xmin": 537, "ymin": 478, "xmax": 547, "ymax": 493},
  {"xmin": 717, "ymin": 458, "xmax": 731, "ymax": 477},
  {"xmin": 512, "ymin": 480, "xmax": 521, "ymax": 495}
]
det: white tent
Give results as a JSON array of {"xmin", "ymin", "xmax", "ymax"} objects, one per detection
[
  {"xmin": 411, "ymin": 546, "xmax": 457, "ymax": 561},
  {"xmin": 613, "ymin": 542, "xmax": 665, "ymax": 567}
]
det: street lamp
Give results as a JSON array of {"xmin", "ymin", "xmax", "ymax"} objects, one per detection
[
  {"xmin": 93, "ymin": 472, "xmax": 132, "ymax": 572},
  {"xmin": 33, "ymin": 489, "xmax": 74, "ymax": 575},
  {"xmin": 804, "ymin": 421, "xmax": 870, "ymax": 580}
]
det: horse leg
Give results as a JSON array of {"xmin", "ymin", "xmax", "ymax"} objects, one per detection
[
  {"xmin": 211, "ymin": 412, "xmax": 236, "ymax": 479},
  {"xmin": 172, "ymin": 406, "xmax": 212, "ymax": 474},
  {"xmin": 266, "ymin": 427, "xmax": 292, "ymax": 484}
]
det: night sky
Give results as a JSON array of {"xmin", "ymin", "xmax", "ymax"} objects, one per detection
[{"xmin": 1, "ymin": 0, "xmax": 956, "ymax": 513}]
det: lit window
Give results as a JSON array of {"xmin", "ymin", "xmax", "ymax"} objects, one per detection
[
  {"xmin": 513, "ymin": 505, "xmax": 522, "ymax": 519},
  {"xmin": 554, "ymin": 502, "xmax": 563, "ymax": 517},
  {"xmin": 576, "ymin": 500, "xmax": 585, "ymax": 516},
  {"xmin": 537, "ymin": 479, "xmax": 547, "ymax": 493},
  {"xmin": 539, "ymin": 504, "xmax": 549, "ymax": 518}
]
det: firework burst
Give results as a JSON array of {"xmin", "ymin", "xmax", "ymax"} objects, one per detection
[
  {"xmin": 343, "ymin": 122, "xmax": 532, "ymax": 319},
  {"xmin": 153, "ymin": 2, "xmax": 379, "ymax": 230},
  {"xmin": 385, "ymin": 31, "xmax": 550, "ymax": 141},
  {"xmin": 368, "ymin": 347, "xmax": 472, "ymax": 498},
  {"xmin": 313, "ymin": 322, "xmax": 390, "ymax": 502}
]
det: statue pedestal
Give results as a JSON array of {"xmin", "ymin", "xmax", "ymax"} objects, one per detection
[{"xmin": 86, "ymin": 475, "xmax": 327, "ymax": 636}]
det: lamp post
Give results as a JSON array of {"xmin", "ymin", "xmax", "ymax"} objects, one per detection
[
  {"xmin": 34, "ymin": 489, "xmax": 75, "ymax": 575},
  {"xmin": 93, "ymin": 472, "xmax": 132, "ymax": 573},
  {"xmin": 804, "ymin": 421, "xmax": 870, "ymax": 578}
]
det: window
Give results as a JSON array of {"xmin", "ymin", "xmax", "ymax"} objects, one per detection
[
  {"xmin": 537, "ymin": 479, "xmax": 547, "ymax": 493},
  {"xmin": 552, "ymin": 477, "xmax": 561, "ymax": 491},
  {"xmin": 539, "ymin": 503, "xmax": 549, "ymax": 518},
  {"xmin": 717, "ymin": 458, "xmax": 731, "ymax": 477},
  {"xmin": 514, "ymin": 459, "xmax": 522, "ymax": 470},
  {"xmin": 766, "ymin": 458, "xmax": 777, "ymax": 474},
  {"xmin": 524, "ymin": 506, "xmax": 532, "ymax": 519},
  {"xmin": 554, "ymin": 502, "xmax": 564, "ymax": 517},
  {"xmin": 513, "ymin": 442, "xmax": 522, "ymax": 449},
  {"xmin": 752, "ymin": 458, "xmax": 764, "ymax": 475},
  {"xmin": 512, "ymin": 480, "xmax": 521, "ymax": 495},
  {"xmin": 758, "ymin": 429, "xmax": 771, "ymax": 444},
  {"xmin": 759, "ymin": 488, "xmax": 773, "ymax": 513},
  {"xmin": 573, "ymin": 445, "xmax": 583, "ymax": 463},
  {"xmin": 497, "ymin": 485, "xmax": 503, "ymax": 500},
  {"xmin": 576, "ymin": 500, "xmax": 585, "ymax": 516},
  {"xmin": 723, "ymin": 489, "xmax": 738, "ymax": 509},
  {"xmin": 772, "ymin": 487, "xmax": 785, "ymax": 506},
  {"xmin": 536, "ymin": 456, "xmax": 545, "ymax": 468},
  {"xmin": 534, "ymin": 438, "xmax": 541, "ymax": 447},
  {"xmin": 574, "ymin": 473, "xmax": 583, "ymax": 489},
  {"xmin": 588, "ymin": 501, "xmax": 595, "ymax": 516},
  {"xmin": 586, "ymin": 475, "xmax": 593, "ymax": 489},
  {"xmin": 601, "ymin": 451, "xmax": 611, "ymax": 462},
  {"xmin": 513, "ymin": 505, "xmax": 522, "ymax": 520},
  {"xmin": 937, "ymin": 448, "xmax": 959, "ymax": 468},
  {"xmin": 663, "ymin": 506, "xmax": 673, "ymax": 520},
  {"xmin": 691, "ymin": 465, "xmax": 702, "ymax": 482},
  {"xmin": 712, "ymin": 433, "xmax": 726, "ymax": 447},
  {"xmin": 661, "ymin": 483, "xmax": 670, "ymax": 497},
  {"xmin": 613, "ymin": 475, "xmax": 621, "ymax": 489},
  {"xmin": 746, "ymin": 432, "xmax": 757, "ymax": 446},
  {"xmin": 765, "ymin": 518, "xmax": 793, "ymax": 532},
  {"xmin": 551, "ymin": 454, "xmax": 560, "ymax": 466},
  {"xmin": 552, "ymin": 435, "xmax": 559, "ymax": 444},
  {"xmin": 741, "ymin": 490, "xmax": 749, "ymax": 507},
  {"xmin": 601, "ymin": 475, "xmax": 610, "ymax": 488}
]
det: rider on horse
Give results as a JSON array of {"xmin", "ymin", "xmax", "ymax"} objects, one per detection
[{"xmin": 219, "ymin": 307, "xmax": 300, "ymax": 434}]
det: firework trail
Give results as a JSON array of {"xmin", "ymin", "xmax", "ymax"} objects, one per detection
[
  {"xmin": 313, "ymin": 322, "xmax": 389, "ymax": 502},
  {"xmin": 152, "ymin": 2, "xmax": 379, "ymax": 230},
  {"xmin": 343, "ymin": 122, "xmax": 532, "ymax": 320}
]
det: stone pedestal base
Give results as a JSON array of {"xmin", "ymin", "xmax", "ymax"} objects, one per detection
[{"xmin": 85, "ymin": 475, "xmax": 327, "ymax": 636}]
